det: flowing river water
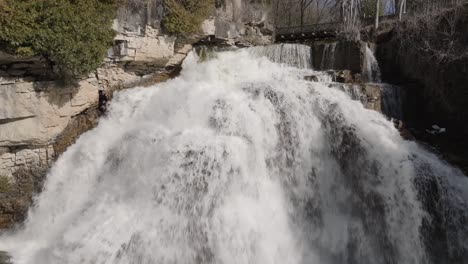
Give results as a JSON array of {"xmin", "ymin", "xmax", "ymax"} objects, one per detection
[{"xmin": 0, "ymin": 44, "xmax": 467, "ymax": 264}]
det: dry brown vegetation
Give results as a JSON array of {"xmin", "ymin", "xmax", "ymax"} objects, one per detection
[
  {"xmin": 395, "ymin": 1, "xmax": 468, "ymax": 63},
  {"xmin": 273, "ymin": 0, "xmax": 468, "ymax": 42}
]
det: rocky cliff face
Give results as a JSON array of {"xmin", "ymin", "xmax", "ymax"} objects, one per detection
[{"xmin": 211, "ymin": 0, "xmax": 273, "ymax": 45}]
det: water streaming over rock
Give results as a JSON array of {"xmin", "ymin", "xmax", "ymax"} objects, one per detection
[
  {"xmin": 0, "ymin": 45, "xmax": 467, "ymax": 264},
  {"xmin": 320, "ymin": 43, "xmax": 337, "ymax": 70},
  {"xmin": 249, "ymin": 43, "xmax": 312, "ymax": 69},
  {"xmin": 363, "ymin": 46, "xmax": 382, "ymax": 83}
]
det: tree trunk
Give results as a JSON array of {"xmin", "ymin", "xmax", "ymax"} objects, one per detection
[
  {"xmin": 399, "ymin": 0, "xmax": 406, "ymax": 20},
  {"xmin": 375, "ymin": 0, "xmax": 380, "ymax": 29},
  {"xmin": 300, "ymin": 6, "xmax": 305, "ymax": 29},
  {"xmin": 395, "ymin": 0, "xmax": 400, "ymax": 15}
]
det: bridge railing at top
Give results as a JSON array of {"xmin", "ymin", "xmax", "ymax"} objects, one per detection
[
  {"xmin": 361, "ymin": 14, "xmax": 398, "ymax": 26},
  {"xmin": 275, "ymin": 14, "xmax": 399, "ymax": 37},
  {"xmin": 275, "ymin": 22, "xmax": 340, "ymax": 35},
  {"xmin": 275, "ymin": 1, "xmax": 468, "ymax": 39}
]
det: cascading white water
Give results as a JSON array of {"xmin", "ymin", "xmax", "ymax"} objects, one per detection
[
  {"xmin": 1, "ymin": 45, "xmax": 467, "ymax": 264},
  {"xmin": 363, "ymin": 46, "xmax": 382, "ymax": 83},
  {"xmin": 249, "ymin": 43, "xmax": 312, "ymax": 69}
]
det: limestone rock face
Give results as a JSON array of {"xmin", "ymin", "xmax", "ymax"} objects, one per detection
[
  {"xmin": 113, "ymin": 0, "xmax": 163, "ymax": 34},
  {"xmin": 0, "ymin": 159, "xmax": 52, "ymax": 229},
  {"xmin": 304, "ymin": 70, "xmax": 396, "ymax": 115},
  {"xmin": 213, "ymin": 1, "xmax": 273, "ymax": 46},
  {"xmin": 0, "ymin": 144, "xmax": 54, "ymax": 229},
  {"xmin": 0, "ymin": 80, "xmax": 98, "ymax": 147},
  {"xmin": 323, "ymin": 82, "xmax": 382, "ymax": 112},
  {"xmin": 110, "ymin": 27, "xmax": 176, "ymax": 65}
]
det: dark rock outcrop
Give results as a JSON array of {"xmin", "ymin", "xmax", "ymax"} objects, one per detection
[
  {"xmin": 376, "ymin": 8, "xmax": 468, "ymax": 174},
  {"xmin": 312, "ymin": 41, "xmax": 364, "ymax": 73}
]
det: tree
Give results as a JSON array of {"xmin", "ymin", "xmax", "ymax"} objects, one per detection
[
  {"xmin": 334, "ymin": 0, "xmax": 363, "ymax": 39},
  {"xmin": 299, "ymin": 0, "xmax": 315, "ymax": 28},
  {"xmin": 313, "ymin": 0, "xmax": 334, "ymax": 23},
  {"xmin": 163, "ymin": 0, "xmax": 215, "ymax": 33},
  {"xmin": 272, "ymin": 0, "xmax": 335, "ymax": 28},
  {"xmin": 398, "ymin": 0, "xmax": 406, "ymax": 20},
  {"xmin": 375, "ymin": 0, "xmax": 380, "ymax": 28},
  {"xmin": 0, "ymin": 0, "xmax": 117, "ymax": 79},
  {"xmin": 362, "ymin": 0, "xmax": 385, "ymax": 17}
]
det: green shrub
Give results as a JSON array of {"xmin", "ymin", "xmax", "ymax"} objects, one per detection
[
  {"xmin": 0, "ymin": 0, "xmax": 118, "ymax": 79},
  {"xmin": 163, "ymin": 0, "xmax": 214, "ymax": 34}
]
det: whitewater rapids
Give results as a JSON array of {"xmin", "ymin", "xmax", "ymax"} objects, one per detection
[{"xmin": 0, "ymin": 45, "xmax": 467, "ymax": 264}]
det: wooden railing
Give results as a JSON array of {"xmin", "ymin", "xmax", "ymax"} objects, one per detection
[
  {"xmin": 275, "ymin": 22, "xmax": 340, "ymax": 35},
  {"xmin": 275, "ymin": 14, "xmax": 399, "ymax": 41}
]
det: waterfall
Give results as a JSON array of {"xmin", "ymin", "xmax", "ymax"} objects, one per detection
[
  {"xmin": 0, "ymin": 45, "xmax": 467, "ymax": 264},
  {"xmin": 320, "ymin": 43, "xmax": 337, "ymax": 70},
  {"xmin": 249, "ymin": 43, "xmax": 312, "ymax": 69},
  {"xmin": 363, "ymin": 45, "xmax": 382, "ymax": 83}
]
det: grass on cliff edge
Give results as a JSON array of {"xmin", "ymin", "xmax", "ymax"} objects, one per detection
[{"xmin": 0, "ymin": 0, "xmax": 117, "ymax": 79}]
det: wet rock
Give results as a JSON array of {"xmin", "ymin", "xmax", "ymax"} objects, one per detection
[
  {"xmin": 304, "ymin": 75, "xmax": 319, "ymax": 82},
  {"xmin": 362, "ymin": 83, "xmax": 383, "ymax": 112},
  {"xmin": 7, "ymin": 70, "xmax": 26, "ymax": 77},
  {"xmin": 392, "ymin": 119, "xmax": 415, "ymax": 140},
  {"xmin": 0, "ymin": 251, "xmax": 11, "ymax": 264},
  {"xmin": 0, "ymin": 164, "xmax": 48, "ymax": 229},
  {"xmin": 312, "ymin": 41, "xmax": 365, "ymax": 73},
  {"xmin": 53, "ymin": 107, "xmax": 100, "ymax": 157},
  {"xmin": 333, "ymin": 70, "xmax": 355, "ymax": 83}
]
